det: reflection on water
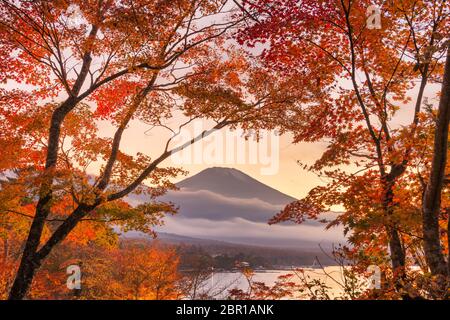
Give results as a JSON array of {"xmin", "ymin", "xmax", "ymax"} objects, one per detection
[{"xmin": 202, "ymin": 267, "xmax": 350, "ymax": 299}]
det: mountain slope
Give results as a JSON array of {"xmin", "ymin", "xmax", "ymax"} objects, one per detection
[
  {"xmin": 126, "ymin": 167, "xmax": 345, "ymax": 250},
  {"xmin": 177, "ymin": 167, "xmax": 296, "ymax": 205}
]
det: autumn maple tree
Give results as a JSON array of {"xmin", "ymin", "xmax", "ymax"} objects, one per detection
[
  {"xmin": 239, "ymin": 0, "xmax": 449, "ymax": 297},
  {"xmin": 0, "ymin": 0, "xmax": 312, "ymax": 300},
  {"xmin": 2, "ymin": 0, "xmax": 449, "ymax": 301},
  {"xmin": 79, "ymin": 242, "xmax": 181, "ymax": 300}
]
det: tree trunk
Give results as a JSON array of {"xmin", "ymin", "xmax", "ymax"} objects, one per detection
[
  {"xmin": 8, "ymin": 203, "xmax": 91, "ymax": 299},
  {"xmin": 8, "ymin": 100, "xmax": 78, "ymax": 300},
  {"xmin": 421, "ymin": 43, "xmax": 450, "ymax": 277},
  {"xmin": 382, "ymin": 178, "xmax": 406, "ymax": 271},
  {"xmin": 7, "ymin": 252, "xmax": 41, "ymax": 300},
  {"xmin": 388, "ymin": 228, "xmax": 406, "ymax": 270},
  {"xmin": 448, "ymin": 215, "xmax": 450, "ymax": 275}
]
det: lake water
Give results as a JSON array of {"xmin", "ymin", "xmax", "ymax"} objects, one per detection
[{"xmin": 201, "ymin": 267, "xmax": 350, "ymax": 299}]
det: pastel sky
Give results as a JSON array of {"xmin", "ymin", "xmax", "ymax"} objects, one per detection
[
  {"xmin": 4, "ymin": 1, "xmax": 444, "ymax": 206},
  {"xmin": 4, "ymin": 4, "xmax": 443, "ymax": 206},
  {"xmin": 94, "ymin": 82, "xmax": 442, "ymax": 205},
  {"xmin": 7, "ymin": 73, "xmax": 441, "ymax": 206}
]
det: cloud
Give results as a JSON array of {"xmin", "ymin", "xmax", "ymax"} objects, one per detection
[
  {"xmin": 127, "ymin": 186, "xmax": 345, "ymax": 249},
  {"xmin": 156, "ymin": 215, "xmax": 346, "ymax": 249},
  {"xmin": 129, "ymin": 188, "xmax": 286, "ymax": 223}
]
